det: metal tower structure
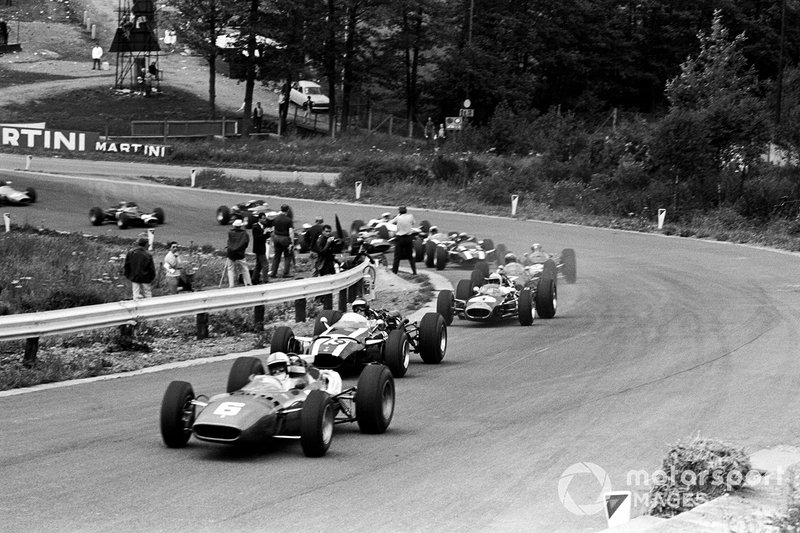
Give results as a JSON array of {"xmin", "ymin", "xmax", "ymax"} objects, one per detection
[{"xmin": 110, "ymin": 0, "xmax": 160, "ymax": 91}]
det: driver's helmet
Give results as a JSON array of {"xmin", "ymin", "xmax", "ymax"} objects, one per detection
[
  {"xmin": 486, "ymin": 272, "xmax": 502, "ymax": 285},
  {"xmin": 287, "ymin": 354, "xmax": 307, "ymax": 376},
  {"xmin": 352, "ymin": 298, "xmax": 369, "ymax": 314},
  {"xmin": 505, "ymin": 252, "xmax": 517, "ymax": 264},
  {"xmin": 266, "ymin": 352, "xmax": 290, "ymax": 376},
  {"xmin": 448, "ymin": 232, "xmax": 458, "ymax": 240},
  {"xmin": 531, "ymin": 243, "xmax": 542, "ymax": 252},
  {"xmin": 458, "ymin": 232, "xmax": 469, "ymax": 241},
  {"xmin": 429, "ymin": 226, "xmax": 439, "ymax": 235},
  {"xmin": 381, "ymin": 212, "xmax": 391, "ymax": 220}
]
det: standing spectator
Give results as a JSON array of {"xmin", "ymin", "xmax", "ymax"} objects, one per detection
[
  {"xmin": 253, "ymin": 102, "xmax": 264, "ymax": 132},
  {"xmin": 435, "ymin": 123, "xmax": 446, "ymax": 153},
  {"xmin": 305, "ymin": 215, "xmax": 325, "ymax": 253},
  {"xmin": 269, "ymin": 204, "xmax": 294, "ymax": 278},
  {"xmin": 124, "ymin": 237, "xmax": 156, "ymax": 299},
  {"xmin": 314, "ymin": 225, "xmax": 337, "ymax": 276},
  {"xmin": 163, "ymin": 241, "xmax": 193, "ymax": 294},
  {"xmin": 390, "ymin": 206, "xmax": 417, "ymax": 275},
  {"xmin": 148, "ymin": 61, "xmax": 159, "ymax": 80},
  {"xmin": 278, "ymin": 90, "xmax": 287, "ymax": 116},
  {"xmin": 252, "ymin": 212, "xmax": 271, "ymax": 284},
  {"xmin": 303, "ymin": 96, "xmax": 313, "ymax": 123},
  {"xmin": 0, "ymin": 18, "xmax": 9, "ymax": 46},
  {"xmin": 91, "ymin": 42, "xmax": 103, "ymax": 70},
  {"xmin": 225, "ymin": 219, "xmax": 252, "ymax": 287},
  {"xmin": 423, "ymin": 117, "xmax": 435, "ymax": 147}
]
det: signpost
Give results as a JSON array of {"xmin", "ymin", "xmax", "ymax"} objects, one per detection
[{"xmin": 445, "ymin": 117, "xmax": 463, "ymax": 130}]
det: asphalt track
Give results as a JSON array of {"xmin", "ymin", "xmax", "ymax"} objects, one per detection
[{"xmin": 1, "ymin": 165, "xmax": 799, "ymax": 532}]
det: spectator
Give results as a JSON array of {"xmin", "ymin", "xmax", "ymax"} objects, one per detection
[
  {"xmin": 313, "ymin": 225, "xmax": 338, "ymax": 276},
  {"xmin": 225, "ymin": 219, "xmax": 252, "ymax": 287},
  {"xmin": 148, "ymin": 61, "xmax": 159, "ymax": 80},
  {"xmin": 163, "ymin": 241, "xmax": 194, "ymax": 294},
  {"xmin": 305, "ymin": 215, "xmax": 325, "ymax": 253},
  {"xmin": 303, "ymin": 96, "xmax": 313, "ymax": 123},
  {"xmin": 1, "ymin": 18, "xmax": 9, "ymax": 46},
  {"xmin": 253, "ymin": 102, "xmax": 264, "ymax": 132},
  {"xmin": 252, "ymin": 212, "xmax": 271, "ymax": 284},
  {"xmin": 423, "ymin": 117, "xmax": 435, "ymax": 147},
  {"xmin": 91, "ymin": 42, "xmax": 103, "ymax": 70},
  {"xmin": 435, "ymin": 123, "xmax": 446, "ymax": 153},
  {"xmin": 389, "ymin": 206, "xmax": 417, "ymax": 275},
  {"xmin": 123, "ymin": 237, "xmax": 156, "ymax": 299},
  {"xmin": 269, "ymin": 204, "xmax": 294, "ymax": 278}
]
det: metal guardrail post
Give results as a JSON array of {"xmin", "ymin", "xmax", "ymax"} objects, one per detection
[
  {"xmin": 338, "ymin": 290, "xmax": 347, "ymax": 312},
  {"xmin": 320, "ymin": 294, "xmax": 333, "ymax": 310},
  {"xmin": 254, "ymin": 304, "xmax": 265, "ymax": 324},
  {"xmin": 23, "ymin": 338, "xmax": 38, "ymax": 368},
  {"xmin": 196, "ymin": 313, "xmax": 209, "ymax": 339},
  {"xmin": 294, "ymin": 298, "xmax": 306, "ymax": 322}
]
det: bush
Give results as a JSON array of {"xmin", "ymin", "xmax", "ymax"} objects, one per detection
[
  {"xmin": 647, "ymin": 435, "xmax": 751, "ymax": 518},
  {"xmin": 339, "ymin": 157, "xmax": 413, "ymax": 187}
]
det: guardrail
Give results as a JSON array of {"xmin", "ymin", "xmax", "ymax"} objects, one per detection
[{"xmin": 0, "ymin": 260, "xmax": 374, "ymax": 366}]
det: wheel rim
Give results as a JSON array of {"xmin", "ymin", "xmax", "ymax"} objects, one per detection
[
  {"xmin": 402, "ymin": 340, "xmax": 410, "ymax": 370},
  {"xmin": 381, "ymin": 381, "xmax": 394, "ymax": 421},
  {"xmin": 439, "ymin": 325, "xmax": 447, "ymax": 353},
  {"xmin": 180, "ymin": 397, "xmax": 195, "ymax": 434},
  {"xmin": 321, "ymin": 403, "xmax": 334, "ymax": 445}
]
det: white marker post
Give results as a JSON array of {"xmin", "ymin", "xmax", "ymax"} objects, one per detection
[
  {"xmin": 25, "ymin": 155, "xmax": 32, "ymax": 170},
  {"xmin": 604, "ymin": 491, "xmax": 632, "ymax": 528},
  {"xmin": 355, "ymin": 181, "xmax": 363, "ymax": 200},
  {"xmin": 147, "ymin": 228, "xmax": 155, "ymax": 251},
  {"xmin": 190, "ymin": 169, "xmax": 197, "ymax": 187},
  {"xmin": 511, "ymin": 194, "xmax": 520, "ymax": 216},
  {"xmin": 3, "ymin": 213, "xmax": 10, "ymax": 233},
  {"xmin": 658, "ymin": 208, "xmax": 667, "ymax": 230}
]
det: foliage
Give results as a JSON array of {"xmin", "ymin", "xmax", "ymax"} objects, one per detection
[
  {"xmin": 771, "ymin": 465, "xmax": 800, "ymax": 532},
  {"xmin": 647, "ymin": 434, "xmax": 751, "ymax": 518}
]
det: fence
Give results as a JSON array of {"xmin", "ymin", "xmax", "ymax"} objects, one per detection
[
  {"xmin": 0, "ymin": 260, "xmax": 375, "ymax": 366},
  {"xmin": 130, "ymin": 119, "xmax": 241, "ymax": 140}
]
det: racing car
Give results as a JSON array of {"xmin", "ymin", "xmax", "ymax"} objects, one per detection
[
  {"xmin": 269, "ymin": 302, "xmax": 447, "ymax": 378},
  {"xmin": 88, "ymin": 201, "xmax": 165, "ymax": 229},
  {"xmin": 0, "ymin": 181, "xmax": 37, "ymax": 205},
  {"xmin": 160, "ymin": 354, "xmax": 395, "ymax": 458},
  {"xmin": 437, "ymin": 269, "xmax": 538, "ymax": 326},
  {"xmin": 348, "ymin": 217, "xmax": 430, "ymax": 262},
  {"xmin": 216, "ymin": 199, "xmax": 279, "ymax": 228},
  {"xmin": 424, "ymin": 232, "xmax": 500, "ymax": 270}
]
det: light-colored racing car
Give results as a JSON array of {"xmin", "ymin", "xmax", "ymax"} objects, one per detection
[{"xmin": 0, "ymin": 180, "xmax": 37, "ymax": 205}]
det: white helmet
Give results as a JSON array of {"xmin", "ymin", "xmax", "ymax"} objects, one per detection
[
  {"xmin": 287, "ymin": 354, "xmax": 307, "ymax": 375},
  {"xmin": 266, "ymin": 352, "xmax": 290, "ymax": 376},
  {"xmin": 531, "ymin": 243, "xmax": 542, "ymax": 252},
  {"xmin": 381, "ymin": 212, "xmax": 391, "ymax": 220},
  {"xmin": 352, "ymin": 298, "xmax": 369, "ymax": 314},
  {"xmin": 487, "ymin": 272, "xmax": 502, "ymax": 284}
]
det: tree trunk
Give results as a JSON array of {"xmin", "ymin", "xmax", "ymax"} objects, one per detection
[{"xmin": 341, "ymin": 2, "xmax": 359, "ymax": 131}]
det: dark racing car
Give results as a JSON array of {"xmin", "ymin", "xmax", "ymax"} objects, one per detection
[
  {"xmin": 216, "ymin": 199, "xmax": 279, "ymax": 228},
  {"xmin": 270, "ymin": 300, "xmax": 447, "ymax": 378},
  {"xmin": 437, "ymin": 270, "xmax": 537, "ymax": 326},
  {"xmin": 88, "ymin": 201, "xmax": 165, "ymax": 229},
  {"xmin": 0, "ymin": 181, "xmax": 37, "ymax": 205},
  {"xmin": 424, "ymin": 232, "xmax": 500, "ymax": 270},
  {"xmin": 160, "ymin": 353, "xmax": 395, "ymax": 458}
]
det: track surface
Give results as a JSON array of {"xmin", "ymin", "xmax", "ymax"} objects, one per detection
[{"xmin": 1, "ymin": 169, "xmax": 799, "ymax": 532}]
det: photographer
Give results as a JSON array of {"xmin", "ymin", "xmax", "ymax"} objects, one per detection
[{"xmin": 313, "ymin": 225, "xmax": 338, "ymax": 276}]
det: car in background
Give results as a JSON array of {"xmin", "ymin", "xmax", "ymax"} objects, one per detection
[
  {"xmin": 0, "ymin": 181, "xmax": 36, "ymax": 205},
  {"xmin": 88, "ymin": 201, "xmax": 164, "ymax": 229},
  {"xmin": 290, "ymin": 80, "xmax": 330, "ymax": 113},
  {"xmin": 216, "ymin": 199, "xmax": 279, "ymax": 229}
]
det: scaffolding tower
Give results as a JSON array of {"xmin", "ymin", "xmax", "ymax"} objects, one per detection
[{"xmin": 110, "ymin": 0, "xmax": 161, "ymax": 91}]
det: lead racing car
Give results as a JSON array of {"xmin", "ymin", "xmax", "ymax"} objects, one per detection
[
  {"xmin": 88, "ymin": 201, "xmax": 165, "ymax": 229},
  {"xmin": 216, "ymin": 199, "xmax": 280, "ymax": 228},
  {"xmin": 0, "ymin": 180, "xmax": 37, "ymax": 205},
  {"xmin": 269, "ymin": 299, "xmax": 447, "ymax": 378},
  {"xmin": 160, "ymin": 352, "xmax": 395, "ymax": 458}
]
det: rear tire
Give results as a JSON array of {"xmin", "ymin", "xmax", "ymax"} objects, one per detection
[
  {"xmin": 425, "ymin": 241, "xmax": 437, "ymax": 268},
  {"xmin": 314, "ymin": 310, "xmax": 342, "ymax": 336},
  {"xmin": 270, "ymin": 326, "xmax": 296, "ymax": 353},
  {"xmin": 300, "ymin": 390, "xmax": 334, "ymax": 457},
  {"xmin": 535, "ymin": 270, "xmax": 557, "ymax": 319},
  {"xmin": 350, "ymin": 219, "xmax": 365, "ymax": 235},
  {"xmin": 117, "ymin": 213, "xmax": 130, "ymax": 229},
  {"xmin": 383, "ymin": 330, "xmax": 409, "ymax": 377},
  {"xmin": 413, "ymin": 239, "xmax": 425, "ymax": 262},
  {"xmin": 153, "ymin": 207, "xmax": 165, "ymax": 224},
  {"xmin": 160, "ymin": 381, "xmax": 195, "ymax": 448},
  {"xmin": 518, "ymin": 288, "xmax": 535, "ymax": 326},
  {"xmin": 89, "ymin": 207, "xmax": 104, "ymax": 226},
  {"xmin": 436, "ymin": 290, "xmax": 454, "ymax": 326},
  {"xmin": 418, "ymin": 312, "xmax": 447, "ymax": 364},
  {"xmin": 456, "ymin": 279, "xmax": 473, "ymax": 301},
  {"xmin": 435, "ymin": 246, "xmax": 447, "ymax": 270},
  {"xmin": 356, "ymin": 365, "xmax": 395, "ymax": 434},
  {"xmin": 470, "ymin": 268, "xmax": 485, "ymax": 289},
  {"xmin": 495, "ymin": 243, "xmax": 507, "ymax": 264},
  {"xmin": 482, "ymin": 239, "xmax": 494, "ymax": 255},
  {"xmin": 561, "ymin": 248, "xmax": 577, "ymax": 283},
  {"xmin": 24, "ymin": 187, "xmax": 37, "ymax": 203},
  {"xmin": 475, "ymin": 260, "xmax": 490, "ymax": 278},
  {"xmin": 216, "ymin": 206, "xmax": 230, "ymax": 225},
  {"xmin": 226, "ymin": 356, "xmax": 265, "ymax": 393}
]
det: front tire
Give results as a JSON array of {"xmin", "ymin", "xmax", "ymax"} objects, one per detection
[
  {"xmin": 535, "ymin": 270, "xmax": 557, "ymax": 319},
  {"xmin": 160, "ymin": 381, "xmax": 195, "ymax": 448},
  {"xmin": 518, "ymin": 288, "xmax": 535, "ymax": 326},
  {"xmin": 435, "ymin": 246, "xmax": 447, "ymax": 270},
  {"xmin": 418, "ymin": 312, "xmax": 447, "ymax": 364},
  {"xmin": 226, "ymin": 356, "xmax": 265, "ymax": 393},
  {"xmin": 153, "ymin": 207, "xmax": 165, "ymax": 224},
  {"xmin": 356, "ymin": 365, "xmax": 395, "ymax": 434},
  {"xmin": 436, "ymin": 290, "xmax": 454, "ymax": 326},
  {"xmin": 216, "ymin": 206, "xmax": 231, "ymax": 225},
  {"xmin": 24, "ymin": 187, "xmax": 37, "ymax": 203},
  {"xmin": 117, "ymin": 213, "xmax": 130, "ymax": 229},
  {"xmin": 270, "ymin": 326, "xmax": 296, "ymax": 353},
  {"xmin": 413, "ymin": 239, "xmax": 425, "ymax": 262},
  {"xmin": 300, "ymin": 390, "xmax": 334, "ymax": 457},
  {"xmin": 89, "ymin": 207, "xmax": 104, "ymax": 226},
  {"xmin": 383, "ymin": 329, "xmax": 410, "ymax": 377},
  {"xmin": 425, "ymin": 241, "xmax": 437, "ymax": 268}
]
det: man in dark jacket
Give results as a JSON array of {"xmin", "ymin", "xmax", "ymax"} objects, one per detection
[
  {"xmin": 123, "ymin": 237, "xmax": 156, "ymax": 299},
  {"xmin": 252, "ymin": 213, "xmax": 271, "ymax": 283},
  {"xmin": 313, "ymin": 225, "xmax": 337, "ymax": 276},
  {"xmin": 226, "ymin": 219, "xmax": 251, "ymax": 287},
  {"xmin": 269, "ymin": 204, "xmax": 294, "ymax": 278}
]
